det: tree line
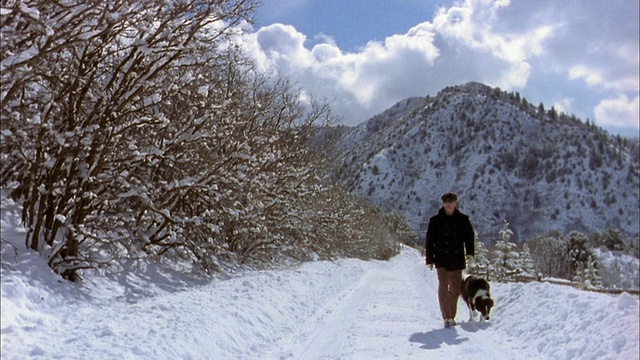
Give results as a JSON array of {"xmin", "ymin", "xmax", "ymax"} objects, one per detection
[{"xmin": 467, "ymin": 222, "xmax": 638, "ymax": 290}]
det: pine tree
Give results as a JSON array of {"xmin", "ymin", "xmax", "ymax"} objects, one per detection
[
  {"xmin": 468, "ymin": 232, "xmax": 490, "ymax": 278},
  {"xmin": 572, "ymin": 254, "xmax": 602, "ymax": 290},
  {"xmin": 584, "ymin": 255, "xmax": 603, "ymax": 289},
  {"xmin": 492, "ymin": 221, "xmax": 519, "ymax": 282},
  {"xmin": 567, "ymin": 231, "xmax": 595, "ymax": 280},
  {"xmin": 518, "ymin": 243, "xmax": 537, "ymax": 280}
]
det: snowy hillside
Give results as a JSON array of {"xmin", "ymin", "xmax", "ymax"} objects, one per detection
[
  {"xmin": 326, "ymin": 82, "xmax": 640, "ymax": 242},
  {"xmin": 2, "ymin": 202, "xmax": 639, "ymax": 359}
]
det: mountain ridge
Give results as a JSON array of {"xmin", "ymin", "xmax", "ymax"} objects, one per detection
[{"xmin": 323, "ymin": 82, "xmax": 640, "ymax": 242}]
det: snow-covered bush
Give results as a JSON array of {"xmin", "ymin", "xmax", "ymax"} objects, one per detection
[
  {"xmin": 4, "ymin": 0, "xmax": 261, "ymax": 278},
  {"xmin": 383, "ymin": 211, "xmax": 418, "ymax": 248},
  {"xmin": 286, "ymin": 184, "xmax": 399, "ymax": 262}
]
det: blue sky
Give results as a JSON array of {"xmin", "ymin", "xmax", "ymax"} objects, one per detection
[
  {"xmin": 255, "ymin": 0, "xmax": 445, "ymax": 52},
  {"xmin": 246, "ymin": 0, "xmax": 639, "ymax": 137}
]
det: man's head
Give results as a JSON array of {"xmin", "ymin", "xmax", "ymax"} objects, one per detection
[{"xmin": 441, "ymin": 192, "xmax": 458, "ymax": 216}]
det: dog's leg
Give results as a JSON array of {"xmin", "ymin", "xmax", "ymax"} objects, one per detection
[{"xmin": 467, "ymin": 302, "xmax": 478, "ymax": 322}]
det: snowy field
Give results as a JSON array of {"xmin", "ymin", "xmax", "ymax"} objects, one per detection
[{"xmin": 1, "ymin": 198, "xmax": 639, "ymax": 359}]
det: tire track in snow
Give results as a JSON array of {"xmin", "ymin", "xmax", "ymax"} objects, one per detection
[
  {"xmin": 265, "ymin": 247, "xmax": 551, "ymax": 360},
  {"xmin": 293, "ymin": 262, "xmax": 379, "ymax": 359},
  {"xmin": 266, "ymin": 248, "xmax": 435, "ymax": 359}
]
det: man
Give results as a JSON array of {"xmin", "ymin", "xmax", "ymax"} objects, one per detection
[{"xmin": 425, "ymin": 192, "xmax": 475, "ymax": 327}]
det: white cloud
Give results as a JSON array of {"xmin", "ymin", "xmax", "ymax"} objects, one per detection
[
  {"xmin": 594, "ymin": 95, "xmax": 640, "ymax": 129},
  {"xmin": 311, "ymin": 42, "xmax": 341, "ymax": 62},
  {"xmin": 569, "ymin": 63, "xmax": 639, "ymax": 94},
  {"xmin": 254, "ymin": 24, "xmax": 314, "ymax": 71},
  {"xmin": 245, "ymin": 0, "xmax": 555, "ymax": 124},
  {"xmin": 246, "ymin": 0, "xmax": 639, "ymax": 131},
  {"xmin": 246, "ymin": 21, "xmax": 442, "ymax": 122},
  {"xmin": 568, "ymin": 65, "xmax": 604, "ymax": 88}
]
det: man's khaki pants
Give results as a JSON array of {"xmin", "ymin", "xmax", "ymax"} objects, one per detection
[{"xmin": 436, "ymin": 268, "xmax": 462, "ymax": 320}]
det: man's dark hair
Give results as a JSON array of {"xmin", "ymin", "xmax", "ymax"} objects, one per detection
[{"xmin": 441, "ymin": 192, "xmax": 458, "ymax": 203}]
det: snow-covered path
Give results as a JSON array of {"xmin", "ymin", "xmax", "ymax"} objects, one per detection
[
  {"xmin": 2, "ymin": 244, "xmax": 638, "ymax": 359},
  {"xmin": 265, "ymin": 249, "xmax": 434, "ymax": 359},
  {"xmin": 262, "ymin": 248, "xmax": 547, "ymax": 360}
]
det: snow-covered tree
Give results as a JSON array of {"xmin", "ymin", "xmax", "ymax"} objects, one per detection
[
  {"xmin": 591, "ymin": 229, "xmax": 629, "ymax": 252},
  {"xmin": 3, "ymin": 0, "xmax": 261, "ymax": 279},
  {"xmin": 567, "ymin": 231, "xmax": 596, "ymax": 280},
  {"xmin": 286, "ymin": 184, "xmax": 398, "ymax": 262},
  {"xmin": 383, "ymin": 211, "xmax": 418, "ymax": 248},
  {"xmin": 467, "ymin": 232, "xmax": 490, "ymax": 278},
  {"xmin": 573, "ymin": 255, "xmax": 602, "ymax": 289},
  {"xmin": 527, "ymin": 230, "xmax": 571, "ymax": 279},
  {"xmin": 492, "ymin": 220, "xmax": 519, "ymax": 281},
  {"xmin": 517, "ymin": 243, "xmax": 537, "ymax": 280},
  {"xmin": 597, "ymin": 254, "xmax": 640, "ymax": 290},
  {"xmin": 4, "ymin": 0, "xmax": 398, "ymax": 279}
]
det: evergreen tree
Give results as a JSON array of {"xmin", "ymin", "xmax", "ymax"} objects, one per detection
[
  {"xmin": 585, "ymin": 256, "xmax": 602, "ymax": 289},
  {"xmin": 591, "ymin": 229, "xmax": 628, "ymax": 252},
  {"xmin": 492, "ymin": 221, "xmax": 519, "ymax": 281},
  {"xmin": 537, "ymin": 102, "xmax": 545, "ymax": 118},
  {"xmin": 573, "ymin": 255, "xmax": 602, "ymax": 289},
  {"xmin": 467, "ymin": 232, "xmax": 490, "ymax": 278},
  {"xmin": 518, "ymin": 243, "xmax": 537, "ymax": 279},
  {"xmin": 567, "ymin": 231, "xmax": 595, "ymax": 279}
]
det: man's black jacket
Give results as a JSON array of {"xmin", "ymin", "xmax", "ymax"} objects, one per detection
[{"xmin": 425, "ymin": 207, "xmax": 474, "ymax": 271}]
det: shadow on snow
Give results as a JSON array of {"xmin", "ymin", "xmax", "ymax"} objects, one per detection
[
  {"xmin": 409, "ymin": 321, "xmax": 490, "ymax": 349},
  {"xmin": 409, "ymin": 328, "xmax": 468, "ymax": 349}
]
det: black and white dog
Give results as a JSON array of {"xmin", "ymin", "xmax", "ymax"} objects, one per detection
[{"xmin": 461, "ymin": 274, "xmax": 494, "ymax": 322}]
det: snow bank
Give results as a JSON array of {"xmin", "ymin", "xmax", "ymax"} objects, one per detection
[
  {"xmin": 2, "ymin": 246, "xmax": 638, "ymax": 359},
  {"xmin": 494, "ymin": 281, "xmax": 639, "ymax": 360}
]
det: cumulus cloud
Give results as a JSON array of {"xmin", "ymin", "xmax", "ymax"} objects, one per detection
[
  {"xmin": 245, "ymin": 0, "xmax": 639, "ymax": 131},
  {"xmin": 594, "ymin": 95, "xmax": 640, "ymax": 129},
  {"xmin": 253, "ymin": 24, "xmax": 314, "ymax": 73},
  {"xmin": 246, "ymin": 21, "xmax": 442, "ymax": 122}
]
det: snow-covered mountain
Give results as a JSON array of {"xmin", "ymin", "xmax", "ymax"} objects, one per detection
[{"xmin": 324, "ymin": 82, "xmax": 640, "ymax": 242}]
